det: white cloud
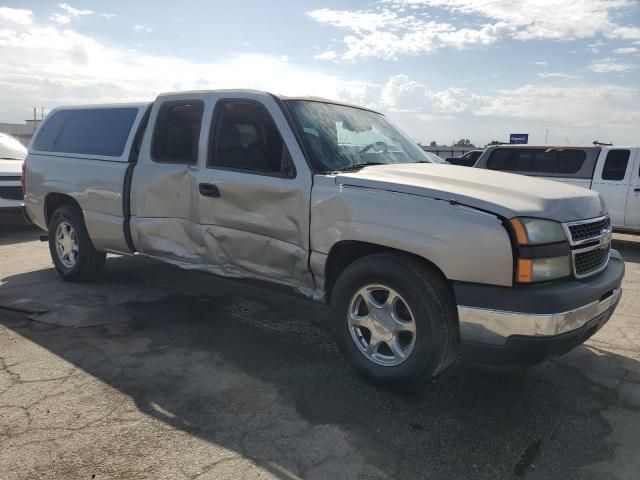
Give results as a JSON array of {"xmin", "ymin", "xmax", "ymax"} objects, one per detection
[
  {"xmin": 379, "ymin": 74, "xmax": 488, "ymax": 113},
  {"xmin": 589, "ymin": 59, "xmax": 634, "ymax": 73},
  {"xmin": 534, "ymin": 61, "xmax": 547, "ymax": 66},
  {"xmin": 0, "ymin": 18, "xmax": 375, "ymax": 118},
  {"xmin": 59, "ymin": 3, "xmax": 93, "ymax": 18},
  {"xmin": 49, "ymin": 14, "xmax": 70, "ymax": 25},
  {"xmin": 49, "ymin": 3, "xmax": 93, "ymax": 25},
  {"xmin": 0, "ymin": 7, "xmax": 33, "ymax": 25},
  {"xmin": 537, "ymin": 72, "xmax": 577, "ymax": 79},
  {"xmin": 308, "ymin": 8, "xmax": 514, "ymax": 59},
  {"xmin": 100, "ymin": 14, "xmax": 116, "ymax": 20},
  {"xmin": 314, "ymin": 50, "xmax": 337, "ymax": 60},
  {"xmin": 475, "ymin": 84, "xmax": 639, "ymax": 128},
  {"xmin": 614, "ymin": 47, "xmax": 639, "ymax": 54},
  {"xmin": 133, "ymin": 24, "xmax": 154, "ymax": 33},
  {"xmin": 309, "ymin": 1, "xmax": 640, "ymax": 59},
  {"xmin": 0, "ymin": 16, "xmax": 637, "ymax": 145}
]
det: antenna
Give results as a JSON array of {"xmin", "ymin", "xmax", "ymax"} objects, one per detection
[{"xmin": 593, "ymin": 140, "xmax": 613, "ymax": 146}]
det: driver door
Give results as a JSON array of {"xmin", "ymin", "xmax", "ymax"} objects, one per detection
[{"xmin": 191, "ymin": 93, "xmax": 315, "ymax": 291}]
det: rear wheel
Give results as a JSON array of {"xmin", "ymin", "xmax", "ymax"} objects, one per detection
[
  {"xmin": 330, "ymin": 253, "xmax": 457, "ymax": 391},
  {"xmin": 48, "ymin": 205, "xmax": 106, "ymax": 281}
]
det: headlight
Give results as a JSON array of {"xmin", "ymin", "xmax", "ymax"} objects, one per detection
[
  {"xmin": 510, "ymin": 217, "xmax": 567, "ymax": 245},
  {"xmin": 510, "ymin": 217, "xmax": 571, "ymax": 283},
  {"xmin": 516, "ymin": 256, "xmax": 572, "ymax": 283}
]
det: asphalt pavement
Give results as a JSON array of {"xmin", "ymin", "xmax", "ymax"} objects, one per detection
[{"xmin": 1, "ymin": 225, "xmax": 640, "ymax": 479}]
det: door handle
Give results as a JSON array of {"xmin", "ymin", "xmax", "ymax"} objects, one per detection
[
  {"xmin": 199, "ymin": 183, "xmax": 221, "ymax": 198},
  {"xmin": 634, "ymin": 188, "xmax": 640, "ymax": 193}
]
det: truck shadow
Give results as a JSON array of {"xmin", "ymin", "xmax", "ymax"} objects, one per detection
[
  {"xmin": 0, "ymin": 224, "xmax": 42, "ymax": 246},
  {"xmin": 0, "ymin": 257, "xmax": 637, "ymax": 479},
  {"xmin": 613, "ymin": 237, "xmax": 640, "ymax": 264}
]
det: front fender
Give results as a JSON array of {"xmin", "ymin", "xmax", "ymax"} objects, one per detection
[{"xmin": 311, "ymin": 181, "xmax": 514, "ymax": 287}]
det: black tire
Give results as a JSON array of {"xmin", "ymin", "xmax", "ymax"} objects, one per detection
[
  {"xmin": 330, "ymin": 253, "xmax": 458, "ymax": 391},
  {"xmin": 48, "ymin": 205, "xmax": 106, "ymax": 281}
]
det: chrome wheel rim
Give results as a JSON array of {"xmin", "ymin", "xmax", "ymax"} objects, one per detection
[
  {"xmin": 348, "ymin": 284, "xmax": 417, "ymax": 367},
  {"xmin": 55, "ymin": 221, "xmax": 79, "ymax": 268}
]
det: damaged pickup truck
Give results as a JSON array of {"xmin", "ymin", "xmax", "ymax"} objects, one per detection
[{"xmin": 24, "ymin": 90, "xmax": 624, "ymax": 390}]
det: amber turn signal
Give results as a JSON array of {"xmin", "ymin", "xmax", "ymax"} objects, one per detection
[
  {"xmin": 516, "ymin": 258, "xmax": 533, "ymax": 283},
  {"xmin": 510, "ymin": 218, "xmax": 528, "ymax": 245}
]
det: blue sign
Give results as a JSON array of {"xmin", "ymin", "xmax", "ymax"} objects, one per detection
[{"xmin": 510, "ymin": 133, "xmax": 529, "ymax": 144}]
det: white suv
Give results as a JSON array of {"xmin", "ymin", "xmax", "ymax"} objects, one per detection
[{"xmin": 0, "ymin": 133, "xmax": 27, "ymax": 223}]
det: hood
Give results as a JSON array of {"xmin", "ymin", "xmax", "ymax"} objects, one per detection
[
  {"xmin": 0, "ymin": 158, "xmax": 23, "ymax": 176},
  {"xmin": 335, "ymin": 163, "xmax": 606, "ymax": 222}
]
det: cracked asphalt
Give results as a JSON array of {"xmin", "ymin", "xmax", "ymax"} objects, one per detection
[{"xmin": 1, "ymin": 225, "xmax": 640, "ymax": 480}]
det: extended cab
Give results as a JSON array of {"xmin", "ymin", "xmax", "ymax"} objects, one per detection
[
  {"xmin": 474, "ymin": 145, "xmax": 640, "ymax": 231},
  {"xmin": 24, "ymin": 91, "xmax": 624, "ymax": 390}
]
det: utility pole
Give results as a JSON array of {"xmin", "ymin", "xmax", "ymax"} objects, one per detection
[
  {"xmin": 545, "ymin": 129, "xmax": 549, "ymax": 144},
  {"xmin": 41, "ymin": 106, "xmax": 44, "ymax": 120},
  {"xmin": 33, "ymin": 107, "xmax": 37, "ymax": 133}
]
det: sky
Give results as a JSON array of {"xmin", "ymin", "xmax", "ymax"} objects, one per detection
[{"xmin": 0, "ymin": 0, "xmax": 638, "ymax": 146}]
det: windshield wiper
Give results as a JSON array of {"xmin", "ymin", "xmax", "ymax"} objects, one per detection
[{"xmin": 338, "ymin": 162, "xmax": 386, "ymax": 172}]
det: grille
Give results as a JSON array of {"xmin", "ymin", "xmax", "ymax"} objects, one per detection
[
  {"xmin": 568, "ymin": 217, "xmax": 610, "ymax": 242},
  {"xmin": 0, "ymin": 176, "xmax": 21, "ymax": 181},
  {"xmin": 0, "ymin": 186, "xmax": 23, "ymax": 200},
  {"xmin": 575, "ymin": 246, "xmax": 609, "ymax": 276}
]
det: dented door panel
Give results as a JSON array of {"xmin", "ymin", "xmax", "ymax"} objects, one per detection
[
  {"xmin": 130, "ymin": 91, "xmax": 315, "ymax": 294},
  {"xmin": 192, "ymin": 93, "xmax": 314, "ymax": 293}
]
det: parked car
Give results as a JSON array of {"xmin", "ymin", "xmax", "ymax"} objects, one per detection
[
  {"xmin": 0, "ymin": 133, "xmax": 27, "ymax": 223},
  {"xmin": 422, "ymin": 150, "xmax": 449, "ymax": 164},
  {"xmin": 474, "ymin": 145, "xmax": 640, "ymax": 231},
  {"xmin": 446, "ymin": 149, "xmax": 483, "ymax": 166},
  {"xmin": 24, "ymin": 91, "xmax": 623, "ymax": 390}
]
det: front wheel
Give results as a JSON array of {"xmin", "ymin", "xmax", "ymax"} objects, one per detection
[
  {"xmin": 48, "ymin": 205, "xmax": 106, "ymax": 281},
  {"xmin": 330, "ymin": 253, "xmax": 458, "ymax": 391}
]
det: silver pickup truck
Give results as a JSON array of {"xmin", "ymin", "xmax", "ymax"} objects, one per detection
[{"xmin": 24, "ymin": 90, "xmax": 624, "ymax": 390}]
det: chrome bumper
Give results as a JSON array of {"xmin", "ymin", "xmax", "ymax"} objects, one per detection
[{"xmin": 458, "ymin": 288, "xmax": 621, "ymax": 346}]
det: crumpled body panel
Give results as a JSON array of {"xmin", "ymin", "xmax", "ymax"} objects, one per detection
[{"xmin": 132, "ymin": 217, "xmax": 314, "ymax": 296}]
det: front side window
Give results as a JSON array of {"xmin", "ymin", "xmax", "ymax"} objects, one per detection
[
  {"xmin": 209, "ymin": 100, "xmax": 289, "ymax": 175},
  {"xmin": 152, "ymin": 101, "xmax": 204, "ymax": 164},
  {"xmin": 286, "ymin": 100, "xmax": 445, "ymax": 171},
  {"xmin": 602, "ymin": 150, "xmax": 630, "ymax": 181}
]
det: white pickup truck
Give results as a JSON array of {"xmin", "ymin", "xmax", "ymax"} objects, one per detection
[
  {"xmin": 24, "ymin": 90, "xmax": 624, "ymax": 390},
  {"xmin": 474, "ymin": 145, "xmax": 640, "ymax": 231}
]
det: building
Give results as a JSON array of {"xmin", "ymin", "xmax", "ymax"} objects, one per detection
[
  {"xmin": 421, "ymin": 145, "xmax": 477, "ymax": 159},
  {"xmin": 0, "ymin": 119, "xmax": 42, "ymax": 147}
]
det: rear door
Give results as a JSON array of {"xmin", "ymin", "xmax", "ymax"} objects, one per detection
[
  {"xmin": 623, "ymin": 148, "xmax": 640, "ymax": 229},
  {"xmin": 591, "ymin": 148, "xmax": 633, "ymax": 228},
  {"xmin": 191, "ymin": 93, "xmax": 314, "ymax": 291},
  {"xmin": 129, "ymin": 93, "xmax": 207, "ymax": 260}
]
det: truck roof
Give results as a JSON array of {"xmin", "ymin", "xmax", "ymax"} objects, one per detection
[
  {"xmin": 47, "ymin": 102, "xmax": 151, "ymax": 111},
  {"xmin": 155, "ymin": 89, "xmax": 382, "ymax": 114},
  {"xmin": 486, "ymin": 144, "xmax": 638, "ymax": 150}
]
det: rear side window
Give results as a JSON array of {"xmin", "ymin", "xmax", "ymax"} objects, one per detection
[
  {"xmin": 487, "ymin": 148, "xmax": 586, "ymax": 175},
  {"xmin": 602, "ymin": 150, "xmax": 630, "ymax": 181},
  {"xmin": 152, "ymin": 101, "xmax": 204, "ymax": 164},
  {"xmin": 209, "ymin": 100, "xmax": 290, "ymax": 175},
  {"xmin": 32, "ymin": 108, "xmax": 138, "ymax": 156}
]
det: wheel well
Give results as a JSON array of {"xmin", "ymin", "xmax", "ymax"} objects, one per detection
[
  {"xmin": 323, "ymin": 241, "xmax": 448, "ymax": 303},
  {"xmin": 44, "ymin": 193, "xmax": 81, "ymax": 228}
]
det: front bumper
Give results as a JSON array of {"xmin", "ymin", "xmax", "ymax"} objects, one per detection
[{"xmin": 455, "ymin": 249, "xmax": 624, "ymax": 364}]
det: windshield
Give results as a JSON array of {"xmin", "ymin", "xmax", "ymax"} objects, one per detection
[
  {"xmin": 286, "ymin": 100, "xmax": 445, "ymax": 171},
  {"xmin": 0, "ymin": 134, "xmax": 27, "ymax": 161}
]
